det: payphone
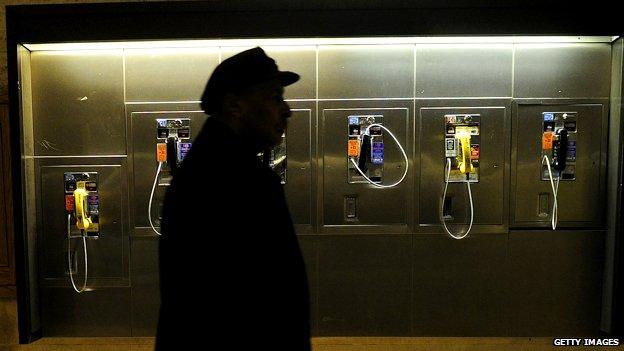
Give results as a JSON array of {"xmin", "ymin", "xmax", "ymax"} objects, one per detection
[
  {"xmin": 541, "ymin": 111, "xmax": 577, "ymax": 229},
  {"xmin": 148, "ymin": 118, "xmax": 192, "ymax": 235},
  {"xmin": 64, "ymin": 172, "xmax": 99, "ymax": 293},
  {"xmin": 347, "ymin": 115, "xmax": 408, "ymax": 187},
  {"xmin": 259, "ymin": 133, "xmax": 287, "ymax": 184},
  {"xmin": 440, "ymin": 114, "xmax": 480, "ymax": 239}
]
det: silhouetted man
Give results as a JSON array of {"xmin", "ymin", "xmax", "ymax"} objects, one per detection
[{"xmin": 156, "ymin": 47, "xmax": 311, "ymax": 351}]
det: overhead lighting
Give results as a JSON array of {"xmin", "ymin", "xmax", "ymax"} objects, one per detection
[{"xmin": 23, "ymin": 36, "xmax": 616, "ymax": 51}]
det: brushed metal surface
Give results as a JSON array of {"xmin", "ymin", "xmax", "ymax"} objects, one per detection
[
  {"xmin": 318, "ymin": 45, "xmax": 414, "ymax": 99},
  {"xmin": 130, "ymin": 237, "xmax": 160, "ymax": 336},
  {"xmin": 508, "ymin": 230, "xmax": 605, "ymax": 335},
  {"xmin": 602, "ymin": 38, "xmax": 623, "ymax": 332},
  {"xmin": 130, "ymin": 110, "xmax": 207, "ymax": 232},
  {"xmin": 41, "ymin": 287, "xmax": 131, "ymax": 336},
  {"xmin": 412, "ymin": 234, "xmax": 508, "ymax": 336},
  {"xmin": 418, "ymin": 100, "xmax": 510, "ymax": 233},
  {"xmin": 31, "ymin": 50, "xmax": 125, "ymax": 156},
  {"xmin": 512, "ymin": 101, "xmax": 607, "ymax": 227},
  {"xmin": 284, "ymin": 101, "xmax": 315, "ymax": 228},
  {"xmin": 221, "ymin": 46, "xmax": 317, "ymax": 100},
  {"xmin": 317, "ymin": 235, "xmax": 412, "ymax": 335},
  {"xmin": 37, "ymin": 158, "xmax": 129, "ymax": 286},
  {"xmin": 416, "ymin": 44, "xmax": 513, "ymax": 98},
  {"xmin": 514, "ymin": 43, "xmax": 612, "ymax": 99},
  {"xmin": 124, "ymin": 48, "xmax": 220, "ymax": 102},
  {"xmin": 297, "ymin": 235, "xmax": 318, "ymax": 336},
  {"xmin": 320, "ymin": 100, "xmax": 413, "ymax": 232}
]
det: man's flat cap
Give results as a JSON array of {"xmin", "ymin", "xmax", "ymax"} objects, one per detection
[{"xmin": 201, "ymin": 47, "xmax": 299, "ymax": 113}]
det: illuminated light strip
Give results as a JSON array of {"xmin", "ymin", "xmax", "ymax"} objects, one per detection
[{"xmin": 23, "ymin": 36, "xmax": 618, "ymax": 51}]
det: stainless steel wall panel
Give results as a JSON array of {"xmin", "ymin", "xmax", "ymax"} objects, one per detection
[
  {"xmin": 508, "ymin": 230, "xmax": 605, "ymax": 335},
  {"xmin": 285, "ymin": 101, "xmax": 316, "ymax": 231},
  {"xmin": 514, "ymin": 43, "xmax": 612, "ymax": 99},
  {"xmin": 31, "ymin": 51, "xmax": 125, "ymax": 156},
  {"xmin": 511, "ymin": 101, "xmax": 607, "ymax": 227},
  {"xmin": 266, "ymin": 46, "xmax": 317, "ymax": 100},
  {"xmin": 412, "ymin": 234, "xmax": 508, "ymax": 336},
  {"xmin": 602, "ymin": 37, "xmax": 623, "ymax": 333},
  {"xmin": 318, "ymin": 45, "xmax": 414, "ymax": 99},
  {"xmin": 415, "ymin": 44, "xmax": 513, "ymax": 98},
  {"xmin": 297, "ymin": 236, "xmax": 318, "ymax": 336},
  {"xmin": 318, "ymin": 235, "xmax": 412, "ymax": 335},
  {"xmin": 130, "ymin": 237, "xmax": 159, "ymax": 336},
  {"xmin": 19, "ymin": 46, "xmax": 42, "ymax": 333},
  {"xmin": 221, "ymin": 46, "xmax": 317, "ymax": 100},
  {"xmin": 41, "ymin": 287, "xmax": 131, "ymax": 336},
  {"xmin": 129, "ymin": 108, "xmax": 207, "ymax": 233},
  {"xmin": 37, "ymin": 158, "xmax": 129, "ymax": 286},
  {"xmin": 418, "ymin": 100, "xmax": 510, "ymax": 233},
  {"xmin": 124, "ymin": 48, "xmax": 220, "ymax": 102},
  {"xmin": 320, "ymin": 100, "xmax": 413, "ymax": 232}
]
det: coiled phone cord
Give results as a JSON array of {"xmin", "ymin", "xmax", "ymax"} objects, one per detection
[
  {"xmin": 148, "ymin": 161, "xmax": 163, "ymax": 236},
  {"xmin": 439, "ymin": 158, "xmax": 474, "ymax": 240},
  {"xmin": 542, "ymin": 155, "xmax": 560, "ymax": 230},
  {"xmin": 67, "ymin": 214, "xmax": 88, "ymax": 293},
  {"xmin": 350, "ymin": 123, "xmax": 409, "ymax": 188}
]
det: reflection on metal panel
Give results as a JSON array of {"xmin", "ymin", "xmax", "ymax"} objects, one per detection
[
  {"xmin": 416, "ymin": 44, "xmax": 513, "ymax": 98},
  {"xmin": 321, "ymin": 100, "xmax": 412, "ymax": 230},
  {"xmin": 318, "ymin": 45, "xmax": 414, "ymax": 99},
  {"xmin": 31, "ymin": 51, "xmax": 125, "ymax": 156},
  {"xmin": 284, "ymin": 107, "xmax": 313, "ymax": 227},
  {"xmin": 125, "ymin": 48, "xmax": 220, "ymax": 102},
  {"xmin": 512, "ymin": 102, "xmax": 606, "ymax": 227},
  {"xmin": 130, "ymin": 110, "xmax": 207, "ymax": 231},
  {"xmin": 514, "ymin": 43, "xmax": 612, "ymax": 98},
  {"xmin": 418, "ymin": 101, "xmax": 509, "ymax": 231},
  {"xmin": 38, "ymin": 159, "xmax": 129, "ymax": 285},
  {"xmin": 220, "ymin": 46, "xmax": 317, "ymax": 100}
]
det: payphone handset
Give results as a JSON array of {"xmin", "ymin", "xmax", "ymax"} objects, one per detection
[
  {"xmin": 149, "ymin": 118, "xmax": 193, "ymax": 236},
  {"xmin": 64, "ymin": 172, "xmax": 99, "ymax": 293},
  {"xmin": 440, "ymin": 114, "xmax": 480, "ymax": 240},
  {"xmin": 347, "ymin": 115, "xmax": 408, "ymax": 188},
  {"xmin": 541, "ymin": 112, "xmax": 578, "ymax": 230},
  {"xmin": 73, "ymin": 185, "xmax": 92, "ymax": 231}
]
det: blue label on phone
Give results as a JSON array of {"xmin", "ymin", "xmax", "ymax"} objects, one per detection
[
  {"xmin": 178, "ymin": 143, "xmax": 192, "ymax": 160},
  {"xmin": 371, "ymin": 142, "xmax": 384, "ymax": 164}
]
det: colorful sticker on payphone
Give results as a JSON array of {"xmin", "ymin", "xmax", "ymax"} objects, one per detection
[{"xmin": 372, "ymin": 142, "xmax": 384, "ymax": 164}]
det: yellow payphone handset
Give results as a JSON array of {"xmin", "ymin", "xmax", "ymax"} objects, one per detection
[
  {"xmin": 440, "ymin": 115, "xmax": 479, "ymax": 240},
  {"xmin": 64, "ymin": 173, "xmax": 99, "ymax": 293},
  {"xmin": 457, "ymin": 133, "xmax": 475, "ymax": 176},
  {"xmin": 73, "ymin": 185, "xmax": 92, "ymax": 231}
]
